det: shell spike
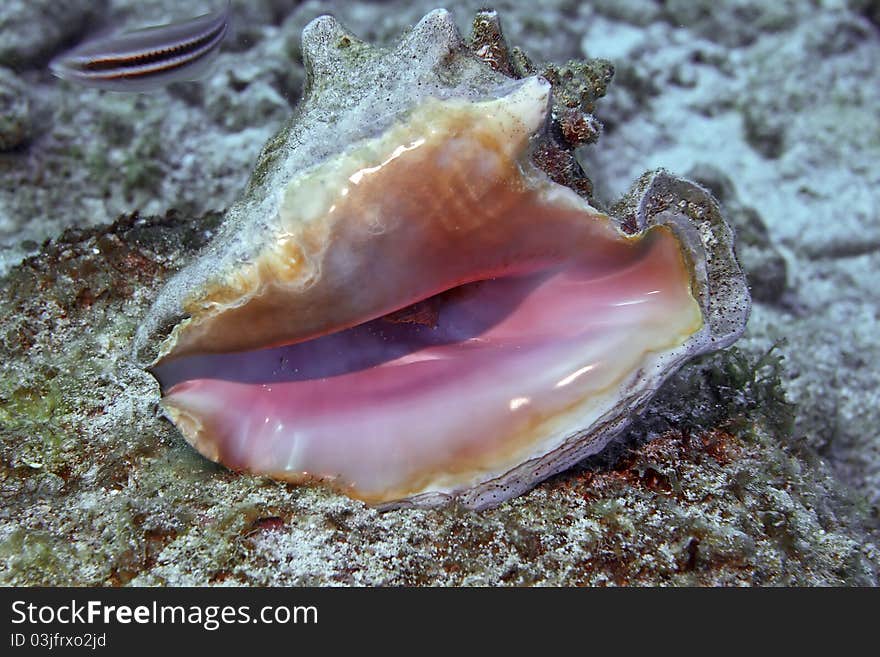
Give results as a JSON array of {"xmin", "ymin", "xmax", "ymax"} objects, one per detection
[
  {"xmin": 471, "ymin": 9, "xmax": 504, "ymax": 46},
  {"xmin": 396, "ymin": 9, "xmax": 466, "ymax": 62},
  {"xmin": 469, "ymin": 10, "xmax": 518, "ymax": 78},
  {"xmin": 301, "ymin": 15, "xmax": 367, "ymax": 91}
]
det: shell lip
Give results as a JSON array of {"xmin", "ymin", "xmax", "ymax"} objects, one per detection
[{"xmin": 141, "ymin": 74, "xmax": 558, "ymax": 369}]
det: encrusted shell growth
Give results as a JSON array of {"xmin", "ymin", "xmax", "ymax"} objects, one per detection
[{"xmin": 134, "ymin": 9, "xmax": 750, "ymax": 510}]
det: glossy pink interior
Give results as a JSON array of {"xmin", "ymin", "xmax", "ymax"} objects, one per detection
[{"xmin": 156, "ymin": 228, "xmax": 699, "ymax": 501}]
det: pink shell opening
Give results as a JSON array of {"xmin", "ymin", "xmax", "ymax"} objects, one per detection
[{"xmin": 157, "ymin": 227, "xmax": 700, "ymax": 503}]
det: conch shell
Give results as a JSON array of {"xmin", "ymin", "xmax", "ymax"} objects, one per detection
[{"xmin": 134, "ymin": 10, "xmax": 750, "ymax": 509}]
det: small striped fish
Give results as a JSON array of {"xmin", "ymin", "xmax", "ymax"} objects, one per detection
[{"xmin": 49, "ymin": 2, "xmax": 230, "ymax": 91}]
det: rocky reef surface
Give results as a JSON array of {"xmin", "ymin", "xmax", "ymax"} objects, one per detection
[{"xmin": 0, "ymin": 0, "xmax": 878, "ymax": 585}]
